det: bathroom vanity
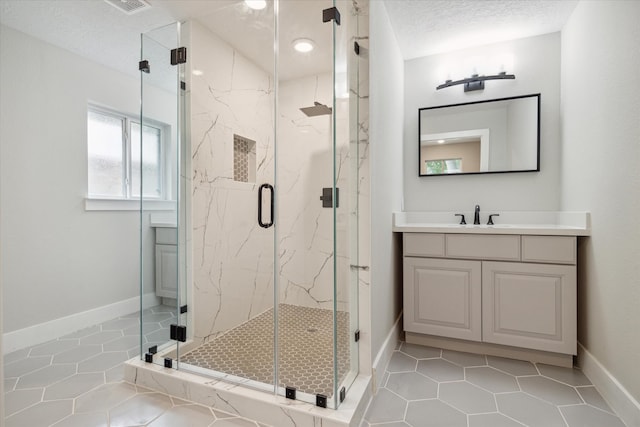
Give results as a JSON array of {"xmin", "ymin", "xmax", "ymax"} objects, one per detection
[{"xmin": 394, "ymin": 211, "xmax": 590, "ymax": 367}]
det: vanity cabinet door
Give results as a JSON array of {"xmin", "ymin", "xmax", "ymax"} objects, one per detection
[
  {"xmin": 404, "ymin": 257, "xmax": 482, "ymax": 341},
  {"xmin": 155, "ymin": 244, "xmax": 178, "ymax": 299},
  {"xmin": 482, "ymin": 261, "xmax": 577, "ymax": 354}
]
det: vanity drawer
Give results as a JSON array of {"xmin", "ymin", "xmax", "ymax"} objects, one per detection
[
  {"xmin": 446, "ymin": 234, "xmax": 520, "ymax": 261},
  {"xmin": 522, "ymin": 236, "xmax": 576, "ymax": 265},
  {"xmin": 156, "ymin": 227, "xmax": 178, "ymax": 245},
  {"xmin": 404, "ymin": 233, "xmax": 445, "ymax": 257}
]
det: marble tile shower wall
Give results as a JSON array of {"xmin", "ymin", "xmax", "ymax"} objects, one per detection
[
  {"xmin": 277, "ymin": 73, "xmax": 352, "ymax": 312},
  {"xmin": 190, "ymin": 20, "xmax": 276, "ymax": 345}
]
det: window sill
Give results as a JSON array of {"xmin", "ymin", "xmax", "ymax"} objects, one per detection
[{"xmin": 85, "ymin": 198, "xmax": 177, "ymax": 211}]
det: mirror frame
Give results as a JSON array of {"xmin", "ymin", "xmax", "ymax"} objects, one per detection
[{"xmin": 418, "ymin": 93, "xmax": 541, "ymax": 177}]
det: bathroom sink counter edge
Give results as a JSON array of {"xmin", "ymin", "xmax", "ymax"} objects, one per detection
[{"xmin": 393, "ymin": 211, "xmax": 591, "ymax": 236}]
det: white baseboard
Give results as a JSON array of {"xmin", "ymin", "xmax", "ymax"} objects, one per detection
[
  {"xmin": 3, "ymin": 293, "xmax": 160, "ymax": 354},
  {"xmin": 371, "ymin": 311, "xmax": 403, "ymax": 392},
  {"xmin": 578, "ymin": 342, "xmax": 640, "ymax": 427}
]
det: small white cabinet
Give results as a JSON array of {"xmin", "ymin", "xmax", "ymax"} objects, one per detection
[
  {"xmin": 482, "ymin": 261, "xmax": 576, "ymax": 354},
  {"xmin": 403, "ymin": 233, "xmax": 578, "ymax": 357},
  {"xmin": 155, "ymin": 227, "xmax": 178, "ymax": 299},
  {"xmin": 404, "ymin": 257, "xmax": 481, "ymax": 341}
]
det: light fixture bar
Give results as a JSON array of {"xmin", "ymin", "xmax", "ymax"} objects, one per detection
[{"xmin": 437, "ymin": 71, "xmax": 515, "ymax": 91}]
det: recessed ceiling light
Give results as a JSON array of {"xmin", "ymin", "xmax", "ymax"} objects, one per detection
[
  {"xmin": 245, "ymin": 0, "xmax": 266, "ymax": 10},
  {"xmin": 438, "ymin": 139, "xmax": 445, "ymax": 144},
  {"xmin": 192, "ymin": 69, "xmax": 203, "ymax": 76},
  {"xmin": 293, "ymin": 38, "xmax": 315, "ymax": 53}
]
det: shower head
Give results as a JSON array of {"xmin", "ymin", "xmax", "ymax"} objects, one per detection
[{"xmin": 300, "ymin": 102, "xmax": 332, "ymax": 117}]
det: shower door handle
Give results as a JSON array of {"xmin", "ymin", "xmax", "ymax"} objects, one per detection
[{"xmin": 258, "ymin": 183, "xmax": 274, "ymax": 228}]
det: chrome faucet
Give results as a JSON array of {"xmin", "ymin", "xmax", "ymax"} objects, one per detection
[{"xmin": 474, "ymin": 205, "xmax": 480, "ymax": 225}]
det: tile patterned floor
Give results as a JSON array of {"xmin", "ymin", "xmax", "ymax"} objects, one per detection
[
  {"xmin": 4, "ymin": 309, "xmax": 628, "ymax": 427},
  {"xmin": 181, "ymin": 304, "xmax": 350, "ymax": 398},
  {"xmin": 361, "ymin": 342, "xmax": 627, "ymax": 427},
  {"xmin": 3, "ymin": 306, "xmax": 266, "ymax": 427}
]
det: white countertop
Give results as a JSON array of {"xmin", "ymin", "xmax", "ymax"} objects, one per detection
[
  {"xmin": 393, "ymin": 211, "xmax": 591, "ymax": 236},
  {"xmin": 149, "ymin": 214, "xmax": 177, "ymax": 228}
]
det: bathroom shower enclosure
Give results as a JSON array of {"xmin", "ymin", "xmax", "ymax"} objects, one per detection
[{"xmin": 138, "ymin": 0, "xmax": 362, "ymax": 409}]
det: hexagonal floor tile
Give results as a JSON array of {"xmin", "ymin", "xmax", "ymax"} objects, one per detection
[
  {"xmin": 560, "ymin": 404, "xmax": 627, "ymax": 427},
  {"xmin": 386, "ymin": 351, "xmax": 417, "ymax": 372},
  {"xmin": 518, "ymin": 376, "xmax": 582, "ymax": 405},
  {"xmin": 386, "ymin": 371, "xmax": 438, "ymax": 400},
  {"xmin": 406, "ymin": 399, "xmax": 467, "ymax": 427},
  {"xmin": 108, "ymin": 392, "xmax": 172, "ymax": 427},
  {"xmin": 416, "ymin": 358, "xmax": 464, "ymax": 382},
  {"xmin": 487, "ymin": 355, "xmax": 538, "ymax": 376},
  {"xmin": 147, "ymin": 404, "xmax": 216, "ymax": 427},
  {"xmin": 466, "ymin": 366, "xmax": 519, "ymax": 393},
  {"xmin": 442, "ymin": 350, "xmax": 487, "ymax": 367},
  {"xmin": 15, "ymin": 364, "xmax": 76, "ymax": 389},
  {"xmin": 439, "ymin": 381, "xmax": 496, "ymax": 414},
  {"xmin": 5, "ymin": 400, "xmax": 73, "ymax": 427},
  {"xmin": 364, "ymin": 388, "xmax": 407, "ymax": 424},
  {"xmin": 537, "ymin": 363, "xmax": 592, "ymax": 386},
  {"xmin": 399, "ymin": 343, "xmax": 441, "ymax": 359},
  {"xmin": 496, "ymin": 392, "xmax": 566, "ymax": 427},
  {"xmin": 469, "ymin": 412, "xmax": 525, "ymax": 427}
]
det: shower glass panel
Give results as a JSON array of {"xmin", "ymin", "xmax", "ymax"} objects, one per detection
[
  {"xmin": 139, "ymin": 22, "xmax": 186, "ymax": 368},
  {"xmin": 276, "ymin": 0, "xmax": 358, "ymax": 408},
  {"xmin": 139, "ymin": 0, "xmax": 359, "ymax": 410}
]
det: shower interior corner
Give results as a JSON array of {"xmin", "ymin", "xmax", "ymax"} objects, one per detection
[{"xmin": 139, "ymin": 0, "xmax": 364, "ymax": 411}]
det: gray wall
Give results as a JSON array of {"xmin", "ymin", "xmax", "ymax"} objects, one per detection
[
  {"xmin": 560, "ymin": 0, "xmax": 640, "ymax": 403},
  {"xmin": 404, "ymin": 33, "xmax": 561, "ymax": 213},
  {"xmin": 0, "ymin": 25, "xmax": 171, "ymax": 334},
  {"xmin": 369, "ymin": 1, "xmax": 404, "ymax": 362}
]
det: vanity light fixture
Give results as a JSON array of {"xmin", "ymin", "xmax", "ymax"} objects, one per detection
[
  {"xmin": 244, "ymin": 0, "xmax": 267, "ymax": 10},
  {"xmin": 436, "ymin": 71, "xmax": 516, "ymax": 92},
  {"xmin": 293, "ymin": 38, "xmax": 315, "ymax": 53}
]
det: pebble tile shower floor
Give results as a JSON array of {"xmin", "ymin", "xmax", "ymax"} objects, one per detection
[{"xmin": 180, "ymin": 304, "xmax": 350, "ymax": 398}]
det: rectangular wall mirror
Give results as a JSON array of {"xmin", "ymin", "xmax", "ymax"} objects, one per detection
[{"xmin": 418, "ymin": 93, "xmax": 540, "ymax": 176}]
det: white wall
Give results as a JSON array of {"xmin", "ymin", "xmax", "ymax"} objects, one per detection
[
  {"xmin": 0, "ymin": 26, "xmax": 173, "ymax": 337},
  {"xmin": 560, "ymin": 0, "xmax": 640, "ymax": 407},
  {"xmin": 404, "ymin": 33, "xmax": 561, "ymax": 213},
  {"xmin": 369, "ymin": 1, "xmax": 404, "ymax": 363}
]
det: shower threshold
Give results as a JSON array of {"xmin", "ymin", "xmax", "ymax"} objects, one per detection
[{"xmin": 124, "ymin": 356, "xmax": 371, "ymax": 426}]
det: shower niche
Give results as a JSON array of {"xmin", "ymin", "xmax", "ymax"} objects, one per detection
[{"xmin": 135, "ymin": 0, "xmax": 366, "ymax": 412}]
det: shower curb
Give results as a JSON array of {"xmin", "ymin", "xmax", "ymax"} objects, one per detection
[{"xmin": 124, "ymin": 359, "xmax": 372, "ymax": 426}]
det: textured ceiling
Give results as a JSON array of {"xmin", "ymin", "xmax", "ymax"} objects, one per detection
[
  {"xmin": 0, "ymin": 0, "xmax": 579, "ymax": 83},
  {"xmin": 382, "ymin": 0, "xmax": 579, "ymax": 59}
]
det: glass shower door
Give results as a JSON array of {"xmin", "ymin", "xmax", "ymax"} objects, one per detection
[{"xmin": 176, "ymin": 2, "xmax": 277, "ymax": 393}]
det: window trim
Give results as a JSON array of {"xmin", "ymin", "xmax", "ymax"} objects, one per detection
[{"xmin": 87, "ymin": 104, "xmax": 171, "ymax": 205}]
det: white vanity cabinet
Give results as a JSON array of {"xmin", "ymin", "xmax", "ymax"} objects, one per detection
[
  {"xmin": 155, "ymin": 227, "xmax": 178, "ymax": 299},
  {"xmin": 403, "ymin": 233, "xmax": 578, "ymax": 359}
]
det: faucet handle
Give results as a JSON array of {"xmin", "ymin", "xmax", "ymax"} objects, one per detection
[
  {"xmin": 487, "ymin": 214, "xmax": 500, "ymax": 225},
  {"xmin": 455, "ymin": 214, "xmax": 466, "ymax": 225}
]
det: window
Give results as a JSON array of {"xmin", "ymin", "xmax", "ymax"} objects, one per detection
[
  {"xmin": 425, "ymin": 158, "xmax": 462, "ymax": 174},
  {"xmin": 87, "ymin": 106, "xmax": 167, "ymax": 200}
]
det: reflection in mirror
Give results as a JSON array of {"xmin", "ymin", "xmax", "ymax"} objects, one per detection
[{"xmin": 419, "ymin": 94, "xmax": 540, "ymax": 176}]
